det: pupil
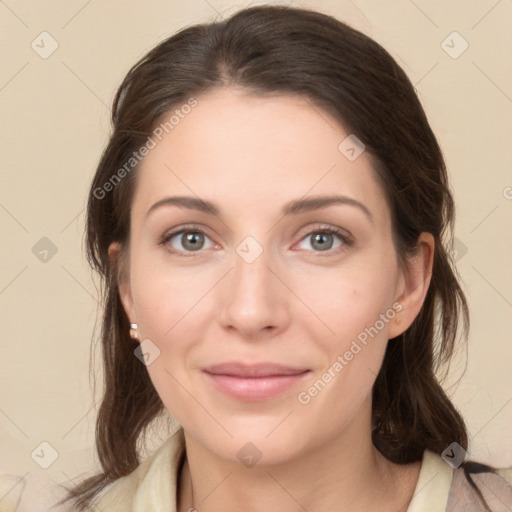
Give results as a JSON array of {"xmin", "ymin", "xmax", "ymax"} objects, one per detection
[
  {"xmin": 184, "ymin": 232, "xmax": 203, "ymax": 250},
  {"xmin": 314, "ymin": 233, "xmax": 332, "ymax": 251}
]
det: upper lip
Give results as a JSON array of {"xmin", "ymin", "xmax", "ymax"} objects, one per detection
[{"xmin": 203, "ymin": 362, "xmax": 310, "ymax": 377}]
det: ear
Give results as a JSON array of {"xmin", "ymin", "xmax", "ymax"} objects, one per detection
[
  {"xmin": 108, "ymin": 241, "xmax": 136, "ymax": 324},
  {"xmin": 387, "ymin": 232, "xmax": 435, "ymax": 339}
]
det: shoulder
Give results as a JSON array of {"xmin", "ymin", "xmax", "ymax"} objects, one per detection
[
  {"xmin": 447, "ymin": 461, "xmax": 512, "ymax": 512},
  {"xmin": 0, "ymin": 473, "xmax": 25, "ymax": 512},
  {"xmin": 0, "ymin": 429, "xmax": 186, "ymax": 512},
  {"xmin": 96, "ymin": 427, "xmax": 186, "ymax": 511},
  {"xmin": 406, "ymin": 450, "xmax": 512, "ymax": 512},
  {"xmin": 0, "ymin": 472, "xmax": 72, "ymax": 512}
]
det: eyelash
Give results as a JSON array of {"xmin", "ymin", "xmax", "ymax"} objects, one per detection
[{"xmin": 157, "ymin": 223, "xmax": 353, "ymax": 257}]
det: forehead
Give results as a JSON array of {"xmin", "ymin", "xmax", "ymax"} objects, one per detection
[{"xmin": 132, "ymin": 87, "xmax": 389, "ymax": 224}]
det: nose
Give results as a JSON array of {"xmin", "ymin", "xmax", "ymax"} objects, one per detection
[{"xmin": 217, "ymin": 241, "xmax": 290, "ymax": 341}]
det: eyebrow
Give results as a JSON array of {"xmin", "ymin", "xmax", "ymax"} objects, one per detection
[{"xmin": 145, "ymin": 194, "xmax": 373, "ymax": 223}]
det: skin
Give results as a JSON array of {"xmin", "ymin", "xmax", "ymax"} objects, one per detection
[{"xmin": 109, "ymin": 87, "xmax": 434, "ymax": 512}]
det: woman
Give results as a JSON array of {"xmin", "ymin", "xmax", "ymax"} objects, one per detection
[{"xmin": 48, "ymin": 4, "xmax": 512, "ymax": 511}]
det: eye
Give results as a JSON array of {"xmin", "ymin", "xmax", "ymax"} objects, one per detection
[
  {"xmin": 159, "ymin": 226, "xmax": 215, "ymax": 255},
  {"xmin": 158, "ymin": 224, "xmax": 353, "ymax": 257},
  {"xmin": 295, "ymin": 226, "xmax": 352, "ymax": 254}
]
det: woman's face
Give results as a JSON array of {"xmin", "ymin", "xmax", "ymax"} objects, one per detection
[{"xmin": 114, "ymin": 87, "xmax": 429, "ymax": 464}]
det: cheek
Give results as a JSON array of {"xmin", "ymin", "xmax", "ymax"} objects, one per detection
[
  {"xmin": 293, "ymin": 271, "xmax": 394, "ymax": 431},
  {"xmin": 294, "ymin": 262, "xmax": 398, "ymax": 349},
  {"xmin": 129, "ymin": 250, "xmax": 208, "ymax": 341},
  {"xmin": 291, "ymin": 261, "xmax": 398, "ymax": 412},
  {"xmin": 128, "ymin": 253, "xmax": 202, "ymax": 419}
]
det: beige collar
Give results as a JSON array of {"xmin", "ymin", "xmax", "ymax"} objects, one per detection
[{"xmin": 406, "ymin": 449, "xmax": 452, "ymax": 511}]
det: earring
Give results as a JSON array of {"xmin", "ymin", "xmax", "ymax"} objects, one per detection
[{"xmin": 129, "ymin": 323, "xmax": 139, "ymax": 340}]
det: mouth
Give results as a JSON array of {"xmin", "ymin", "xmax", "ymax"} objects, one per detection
[
  {"xmin": 202, "ymin": 362, "xmax": 311, "ymax": 401},
  {"xmin": 203, "ymin": 361, "xmax": 310, "ymax": 378}
]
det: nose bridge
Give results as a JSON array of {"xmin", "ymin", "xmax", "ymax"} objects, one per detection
[
  {"xmin": 234, "ymin": 238, "xmax": 272, "ymax": 298},
  {"xmin": 217, "ymin": 234, "xmax": 287, "ymax": 336}
]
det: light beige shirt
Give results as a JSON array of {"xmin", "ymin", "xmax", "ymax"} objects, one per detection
[{"xmin": 2, "ymin": 427, "xmax": 511, "ymax": 511}]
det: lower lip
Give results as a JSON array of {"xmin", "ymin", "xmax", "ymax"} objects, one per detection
[{"xmin": 203, "ymin": 371, "xmax": 311, "ymax": 401}]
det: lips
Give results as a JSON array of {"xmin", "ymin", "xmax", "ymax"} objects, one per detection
[
  {"xmin": 202, "ymin": 362, "xmax": 311, "ymax": 401},
  {"xmin": 203, "ymin": 361, "xmax": 309, "ymax": 378}
]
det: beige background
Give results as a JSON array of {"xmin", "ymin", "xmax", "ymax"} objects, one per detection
[{"xmin": 1, "ymin": 0, "xmax": 511, "ymax": 500}]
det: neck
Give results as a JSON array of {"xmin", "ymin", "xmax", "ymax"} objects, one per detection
[{"xmin": 177, "ymin": 406, "xmax": 420, "ymax": 512}]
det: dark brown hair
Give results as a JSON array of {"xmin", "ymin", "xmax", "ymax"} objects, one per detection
[{"xmin": 61, "ymin": 4, "xmax": 497, "ymax": 510}]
